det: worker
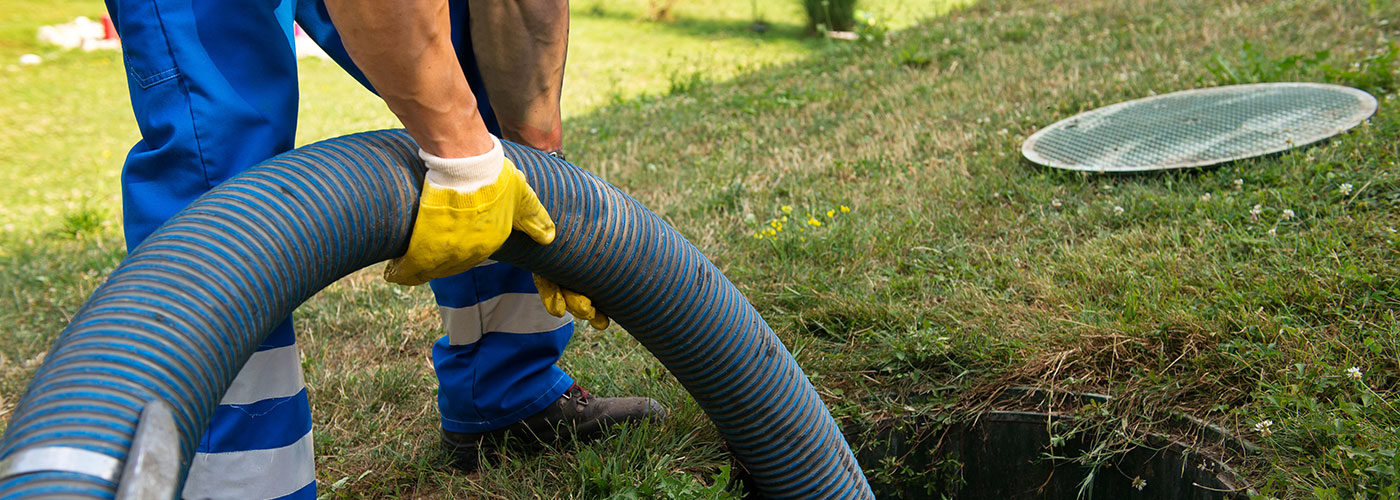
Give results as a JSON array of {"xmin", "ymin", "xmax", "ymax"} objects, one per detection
[{"xmin": 103, "ymin": 0, "xmax": 664, "ymax": 497}]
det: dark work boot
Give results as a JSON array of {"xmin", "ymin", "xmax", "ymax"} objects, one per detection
[{"xmin": 441, "ymin": 384, "xmax": 666, "ymax": 470}]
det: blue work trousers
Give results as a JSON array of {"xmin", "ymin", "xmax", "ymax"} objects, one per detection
[{"xmin": 104, "ymin": 0, "xmax": 574, "ymax": 498}]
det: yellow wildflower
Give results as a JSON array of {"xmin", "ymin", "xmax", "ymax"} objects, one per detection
[
  {"xmin": 826, "ymin": 209, "xmax": 836, "ymax": 218},
  {"xmin": 807, "ymin": 217, "xmax": 821, "ymax": 227},
  {"xmin": 840, "ymin": 205, "xmax": 851, "ymax": 213},
  {"xmin": 781, "ymin": 205, "xmax": 793, "ymax": 214}
]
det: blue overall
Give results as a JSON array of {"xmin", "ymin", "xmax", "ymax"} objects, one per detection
[{"xmin": 103, "ymin": 0, "xmax": 575, "ymax": 497}]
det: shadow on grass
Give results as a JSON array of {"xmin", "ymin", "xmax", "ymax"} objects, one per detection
[{"xmin": 575, "ymin": 5, "xmax": 813, "ymax": 43}]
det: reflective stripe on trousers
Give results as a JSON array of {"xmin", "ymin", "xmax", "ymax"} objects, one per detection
[{"xmin": 107, "ymin": 0, "xmax": 574, "ymax": 496}]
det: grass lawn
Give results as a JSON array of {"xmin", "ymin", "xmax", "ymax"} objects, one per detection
[{"xmin": 3, "ymin": 0, "xmax": 1400, "ymax": 498}]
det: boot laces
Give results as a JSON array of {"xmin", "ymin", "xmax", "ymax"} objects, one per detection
[{"xmin": 563, "ymin": 383, "xmax": 591, "ymax": 406}]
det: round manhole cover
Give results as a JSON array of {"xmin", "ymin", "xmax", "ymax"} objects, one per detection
[{"xmin": 1022, "ymin": 83, "xmax": 1378, "ymax": 172}]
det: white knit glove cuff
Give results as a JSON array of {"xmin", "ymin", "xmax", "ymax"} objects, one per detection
[{"xmin": 419, "ymin": 135, "xmax": 505, "ymax": 192}]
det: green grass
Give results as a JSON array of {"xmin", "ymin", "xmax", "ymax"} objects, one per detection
[
  {"xmin": 0, "ymin": 0, "xmax": 974, "ymax": 234},
  {"xmin": 4, "ymin": 0, "xmax": 1400, "ymax": 498}
]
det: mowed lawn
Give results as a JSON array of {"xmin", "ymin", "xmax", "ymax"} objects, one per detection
[{"xmin": 2, "ymin": 0, "xmax": 1399, "ymax": 498}]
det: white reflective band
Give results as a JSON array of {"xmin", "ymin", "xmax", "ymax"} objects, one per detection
[
  {"xmin": 221, "ymin": 345, "xmax": 305, "ymax": 405},
  {"xmin": 181, "ymin": 431, "xmax": 315, "ymax": 500},
  {"xmin": 440, "ymin": 293, "xmax": 572, "ymax": 346},
  {"xmin": 0, "ymin": 446, "xmax": 122, "ymax": 483}
]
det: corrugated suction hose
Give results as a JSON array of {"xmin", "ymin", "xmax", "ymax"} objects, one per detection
[{"xmin": 0, "ymin": 130, "xmax": 873, "ymax": 499}]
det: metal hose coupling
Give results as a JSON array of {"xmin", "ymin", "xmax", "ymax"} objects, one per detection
[{"xmin": 0, "ymin": 400, "xmax": 181, "ymax": 498}]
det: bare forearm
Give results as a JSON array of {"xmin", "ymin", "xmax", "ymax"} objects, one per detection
[
  {"xmin": 470, "ymin": 0, "xmax": 569, "ymax": 151},
  {"xmin": 325, "ymin": 0, "xmax": 493, "ymax": 157}
]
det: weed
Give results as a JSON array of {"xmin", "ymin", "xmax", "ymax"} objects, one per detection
[
  {"xmin": 866, "ymin": 454, "xmax": 963, "ymax": 500},
  {"xmin": 855, "ymin": 11, "xmax": 892, "ymax": 45},
  {"xmin": 1324, "ymin": 43, "xmax": 1400, "ymax": 95},
  {"xmin": 1203, "ymin": 41, "xmax": 1400, "ymax": 94},
  {"xmin": 1203, "ymin": 42, "xmax": 1332, "ymax": 85},
  {"xmin": 1245, "ymin": 362, "xmax": 1400, "ymax": 497},
  {"xmin": 666, "ymin": 69, "xmax": 707, "ymax": 96},
  {"xmin": 748, "ymin": 203, "xmax": 852, "ymax": 262},
  {"xmin": 801, "ymin": 0, "xmax": 859, "ymax": 33},
  {"xmin": 576, "ymin": 429, "xmax": 740, "ymax": 499},
  {"xmin": 896, "ymin": 47, "xmax": 933, "ymax": 68},
  {"xmin": 702, "ymin": 178, "xmax": 746, "ymax": 213},
  {"xmin": 56, "ymin": 206, "xmax": 105, "ymax": 239}
]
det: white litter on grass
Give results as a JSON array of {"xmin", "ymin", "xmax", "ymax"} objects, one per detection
[
  {"xmin": 37, "ymin": 16, "xmax": 328, "ymax": 59},
  {"xmin": 18, "ymin": 54, "xmax": 42, "ymax": 65},
  {"xmin": 38, "ymin": 16, "xmax": 120, "ymax": 51}
]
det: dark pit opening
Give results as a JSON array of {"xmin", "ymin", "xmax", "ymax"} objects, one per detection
[{"xmin": 733, "ymin": 388, "xmax": 1254, "ymax": 499}]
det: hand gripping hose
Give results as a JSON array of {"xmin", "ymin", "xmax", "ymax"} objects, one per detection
[{"xmin": 0, "ymin": 130, "xmax": 873, "ymax": 499}]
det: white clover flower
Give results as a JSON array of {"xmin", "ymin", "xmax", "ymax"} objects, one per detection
[
  {"xmin": 1281, "ymin": 209, "xmax": 1295, "ymax": 220},
  {"xmin": 1234, "ymin": 178, "xmax": 1244, "ymax": 189},
  {"xmin": 1254, "ymin": 420, "xmax": 1274, "ymax": 437},
  {"xmin": 1250, "ymin": 204, "xmax": 1263, "ymax": 217},
  {"xmin": 1051, "ymin": 198, "xmax": 1062, "ymax": 208},
  {"xmin": 1200, "ymin": 193, "xmax": 1212, "ymax": 202},
  {"xmin": 1347, "ymin": 366, "xmax": 1363, "ymax": 380},
  {"xmin": 1113, "ymin": 206, "xmax": 1124, "ymax": 215},
  {"xmin": 1132, "ymin": 476, "xmax": 1147, "ymax": 491},
  {"xmin": 1268, "ymin": 227, "xmax": 1277, "ymax": 236},
  {"xmin": 1340, "ymin": 183, "xmax": 1353, "ymax": 195}
]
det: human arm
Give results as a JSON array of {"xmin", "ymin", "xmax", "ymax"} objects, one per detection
[
  {"xmin": 471, "ymin": 0, "xmax": 610, "ymax": 329},
  {"xmin": 326, "ymin": 0, "xmax": 604, "ymax": 326},
  {"xmin": 325, "ymin": 0, "xmax": 569, "ymax": 155},
  {"xmin": 324, "ymin": 0, "xmax": 555, "ymax": 285},
  {"xmin": 468, "ymin": 0, "xmax": 569, "ymax": 153},
  {"xmin": 324, "ymin": 0, "xmax": 493, "ymax": 158}
]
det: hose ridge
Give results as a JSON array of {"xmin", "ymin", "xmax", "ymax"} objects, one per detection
[{"xmin": 0, "ymin": 129, "xmax": 872, "ymax": 499}]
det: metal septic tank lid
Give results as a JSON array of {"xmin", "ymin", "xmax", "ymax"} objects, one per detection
[{"xmin": 1022, "ymin": 83, "xmax": 1378, "ymax": 172}]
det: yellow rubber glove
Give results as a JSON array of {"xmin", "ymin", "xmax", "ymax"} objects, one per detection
[
  {"xmin": 534, "ymin": 275, "xmax": 611, "ymax": 330},
  {"xmin": 385, "ymin": 137, "xmax": 555, "ymax": 286}
]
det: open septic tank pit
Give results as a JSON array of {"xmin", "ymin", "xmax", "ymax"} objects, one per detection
[{"xmin": 733, "ymin": 388, "xmax": 1256, "ymax": 499}]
